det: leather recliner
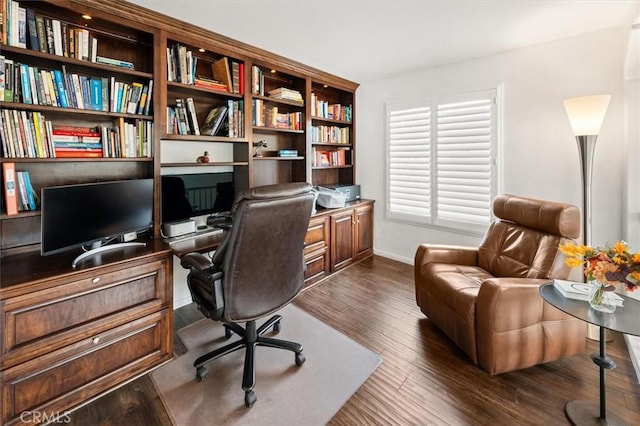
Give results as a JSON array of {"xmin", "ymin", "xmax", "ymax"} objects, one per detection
[{"xmin": 414, "ymin": 194, "xmax": 586, "ymax": 375}]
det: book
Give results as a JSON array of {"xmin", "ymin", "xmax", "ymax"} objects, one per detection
[
  {"xmin": 185, "ymin": 97, "xmax": 200, "ymax": 135},
  {"xmin": 95, "ymin": 55, "xmax": 135, "ymax": 70},
  {"xmin": 200, "ymin": 105, "xmax": 228, "ymax": 136},
  {"xmin": 16, "ymin": 170, "xmax": 28, "ymax": 210},
  {"xmin": 552, "ymin": 279, "xmax": 624, "ymax": 306},
  {"xmin": 35, "ymin": 13, "xmax": 47, "ymax": 53},
  {"xmin": 2, "ymin": 162, "xmax": 18, "ymax": 215},
  {"xmin": 127, "ymin": 82, "xmax": 143, "ymax": 114},
  {"xmin": 212, "ymin": 57, "xmax": 232, "ymax": 93},
  {"xmin": 22, "ymin": 170, "xmax": 37, "ymax": 210},
  {"xmin": 26, "ymin": 8, "xmax": 39, "ymax": 51}
]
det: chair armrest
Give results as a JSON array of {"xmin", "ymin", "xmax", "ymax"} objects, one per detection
[{"xmin": 180, "ymin": 252, "xmax": 214, "ymax": 271}]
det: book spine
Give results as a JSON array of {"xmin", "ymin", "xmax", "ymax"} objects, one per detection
[{"xmin": 2, "ymin": 162, "xmax": 18, "ymax": 215}]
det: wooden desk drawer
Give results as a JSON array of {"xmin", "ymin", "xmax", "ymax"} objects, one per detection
[
  {"xmin": 1, "ymin": 259, "xmax": 169, "ymax": 368},
  {"xmin": 304, "ymin": 216, "xmax": 329, "ymax": 254},
  {"xmin": 1, "ymin": 309, "xmax": 171, "ymax": 425}
]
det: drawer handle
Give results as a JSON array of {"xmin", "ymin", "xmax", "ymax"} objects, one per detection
[
  {"xmin": 92, "ymin": 337, "xmax": 100, "ymax": 345},
  {"xmin": 92, "ymin": 277, "xmax": 101, "ymax": 284}
]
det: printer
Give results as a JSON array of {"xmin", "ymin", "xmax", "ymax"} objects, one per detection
[{"xmin": 324, "ymin": 184, "xmax": 360, "ymax": 202}]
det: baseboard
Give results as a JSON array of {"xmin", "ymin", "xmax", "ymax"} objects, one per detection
[{"xmin": 373, "ymin": 249, "xmax": 413, "ymax": 265}]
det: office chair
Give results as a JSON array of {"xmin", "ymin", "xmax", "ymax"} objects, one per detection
[{"xmin": 180, "ymin": 182, "xmax": 315, "ymax": 407}]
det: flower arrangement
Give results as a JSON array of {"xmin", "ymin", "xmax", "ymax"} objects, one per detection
[{"xmin": 558, "ymin": 240, "xmax": 640, "ymax": 292}]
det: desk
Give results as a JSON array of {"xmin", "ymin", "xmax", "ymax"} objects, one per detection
[{"xmin": 540, "ymin": 283, "xmax": 640, "ymax": 426}]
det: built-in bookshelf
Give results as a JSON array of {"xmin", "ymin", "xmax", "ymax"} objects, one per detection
[
  {"xmin": 0, "ymin": 0, "xmax": 359, "ymax": 253},
  {"xmin": 310, "ymin": 81, "xmax": 355, "ymax": 187},
  {"xmin": 249, "ymin": 62, "xmax": 306, "ymax": 186}
]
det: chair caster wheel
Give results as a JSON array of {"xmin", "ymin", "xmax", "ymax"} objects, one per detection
[
  {"xmin": 225, "ymin": 327, "xmax": 233, "ymax": 339},
  {"xmin": 244, "ymin": 390, "xmax": 257, "ymax": 407},
  {"xmin": 295, "ymin": 352, "xmax": 305, "ymax": 366},
  {"xmin": 273, "ymin": 320, "xmax": 281, "ymax": 334},
  {"xmin": 196, "ymin": 366, "xmax": 208, "ymax": 381}
]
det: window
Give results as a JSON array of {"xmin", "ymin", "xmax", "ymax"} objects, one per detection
[{"xmin": 386, "ymin": 88, "xmax": 499, "ymax": 234}]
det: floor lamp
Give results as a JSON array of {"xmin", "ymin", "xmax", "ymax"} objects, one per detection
[{"xmin": 563, "ymin": 94, "xmax": 611, "ymax": 341}]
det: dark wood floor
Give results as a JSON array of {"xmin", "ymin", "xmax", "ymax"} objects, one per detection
[{"xmin": 69, "ymin": 255, "xmax": 640, "ymax": 425}]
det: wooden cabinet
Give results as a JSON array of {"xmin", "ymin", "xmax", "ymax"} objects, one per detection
[
  {"xmin": 0, "ymin": 243, "xmax": 173, "ymax": 425},
  {"xmin": 330, "ymin": 201, "xmax": 374, "ymax": 273}
]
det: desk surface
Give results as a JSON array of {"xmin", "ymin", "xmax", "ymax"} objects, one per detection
[{"xmin": 540, "ymin": 283, "xmax": 640, "ymax": 337}]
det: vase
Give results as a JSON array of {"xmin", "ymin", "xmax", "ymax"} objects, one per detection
[{"xmin": 589, "ymin": 282, "xmax": 617, "ymax": 313}]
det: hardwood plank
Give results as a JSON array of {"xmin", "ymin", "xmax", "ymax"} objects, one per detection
[{"xmin": 67, "ymin": 255, "xmax": 640, "ymax": 425}]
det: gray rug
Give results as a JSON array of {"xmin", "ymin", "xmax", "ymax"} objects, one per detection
[{"xmin": 150, "ymin": 304, "xmax": 382, "ymax": 425}]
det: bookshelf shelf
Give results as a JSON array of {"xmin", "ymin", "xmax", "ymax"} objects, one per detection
[
  {"xmin": 312, "ymin": 142, "xmax": 352, "ymax": 147},
  {"xmin": 252, "ymin": 94, "xmax": 304, "ymax": 108},
  {"xmin": 312, "ymin": 165, "xmax": 353, "ymax": 170},
  {"xmin": 161, "ymin": 161, "xmax": 249, "ymax": 167},
  {"xmin": 0, "ymin": 46, "xmax": 154, "ymax": 79},
  {"xmin": 311, "ymin": 116, "xmax": 352, "ymax": 125},
  {"xmin": 0, "ymin": 102, "xmax": 153, "ymax": 119},
  {"xmin": 161, "ymin": 134, "xmax": 248, "ymax": 144},
  {"xmin": 253, "ymin": 156, "xmax": 304, "ymax": 161},
  {"xmin": 166, "ymin": 81, "xmax": 243, "ymax": 99},
  {"xmin": 252, "ymin": 126, "xmax": 304, "ymax": 134}
]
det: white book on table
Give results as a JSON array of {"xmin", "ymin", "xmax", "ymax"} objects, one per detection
[{"xmin": 552, "ymin": 279, "xmax": 624, "ymax": 307}]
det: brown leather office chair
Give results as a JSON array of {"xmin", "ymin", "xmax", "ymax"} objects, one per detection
[
  {"xmin": 180, "ymin": 182, "xmax": 315, "ymax": 407},
  {"xmin": 415, "ymin": 194, "xmax": 587, "ymax": 374}
]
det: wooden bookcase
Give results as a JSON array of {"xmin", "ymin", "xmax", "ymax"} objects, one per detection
[{"xmin": 0, "ymin": 0, "xmax": 360, "ymax": 256}]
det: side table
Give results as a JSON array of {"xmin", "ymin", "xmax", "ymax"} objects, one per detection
[{"xmin": 539, "ymin": 283, "xmax": 640, "ymax": 426}]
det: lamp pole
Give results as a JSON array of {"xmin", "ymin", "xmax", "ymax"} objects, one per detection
[{"xmin": 575, "ymin": 135, "xmax": 598, "ymax": 250}]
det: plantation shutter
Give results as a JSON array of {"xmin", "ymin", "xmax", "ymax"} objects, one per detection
[
  {"xmin": 387, "ymin": 103, "xmax": 431, "ymax": 221},
  {"xmin": 435, "ymin": 89, "xmax": 496, "ymax": 227}
]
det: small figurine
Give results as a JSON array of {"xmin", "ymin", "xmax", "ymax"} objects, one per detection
[
  {"xmin": 196, "ymin": 151, "xmax": 210, "ymax": 163},
  {"xmin": 252, "ymin": 140, "xmax": 267, "ymax": 157}
]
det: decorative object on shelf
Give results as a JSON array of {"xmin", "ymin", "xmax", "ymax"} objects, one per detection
[
  {"xmin": 196, "ymin": 151, "xmax": 210, "ymax": 163},
  {"xmin": 559, "ymin": 240, "xmax": 640, "ymax": 312},
  {"xmin": 252, "ymin": 140, "xmax": 267, "ymax": 157}
]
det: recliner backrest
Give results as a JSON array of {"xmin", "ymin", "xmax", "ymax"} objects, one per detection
[
  {"xmin": 478, "ymin": 194, "xmax": 580, "ymax": 279},
  {"xmin": 216, "ymin": 182, "xmax": 315, "ymax": 322}
]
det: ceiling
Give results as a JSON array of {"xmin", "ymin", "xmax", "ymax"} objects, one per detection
[{"xmin": 127, "ymin": 0, "xmax": 638, "ymax": 84}]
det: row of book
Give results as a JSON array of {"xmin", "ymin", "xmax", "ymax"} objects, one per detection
[
  {"xmin": 312, "ymin": 147, "xmax": 350, "ymax": 167},
  {"xmin": 2, "ymin": 2, "xmax": 134, "ymax": 69},
  {"xmin": 0, "ymin": 57, "xmax": 153, "ymax": 115},
  {"xmin": 0, "ymin": 107, "xmax": 152, "ymax": 159},
  {"xmin": 310, "ymin": 93, "xmax": 352, "ymax": 122},
  {"xmin": 167, "ymin": 99, "xmax": 244, "ymax": 138},
  {"xmin": 252, "ymin": 100, "xmax": 303, "ymax": 130},
  {"xmin": 1, "ymin": 163, "xmax": 37, "ymax": 215},
  {"xmin": 167, "ymin": 44, "xmax": 244, "ymax": 95},
  {"xmin": 311, "ymin": 125, "xmax": 350, "ymax": 144}
]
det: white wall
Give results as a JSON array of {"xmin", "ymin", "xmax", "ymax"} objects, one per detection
[{"xmin": 357, "ymin": 27, "xmax": 627, "ymax": 264}]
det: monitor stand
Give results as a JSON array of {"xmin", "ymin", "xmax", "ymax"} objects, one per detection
[{"xmin": 72, "ymin": 242, "xmax": 146, "ymax": 269}]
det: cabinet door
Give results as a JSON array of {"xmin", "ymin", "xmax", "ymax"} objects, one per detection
[
  {"xmin": 354, "ymin": 204, "xmax": 374, "ymax": 260},
  {"xmin": 330, "ymin": 210, "xmax": 355, "ymax": 272}
]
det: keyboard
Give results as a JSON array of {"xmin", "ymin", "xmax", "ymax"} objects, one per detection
[{"xmin": 164, "ymin": 226, "xmax": 224, "ymax": 245}]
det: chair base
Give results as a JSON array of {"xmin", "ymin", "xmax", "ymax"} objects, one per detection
[{"xmin": 193, "ymin": 314, "xmax": 305, "ymax": 407}]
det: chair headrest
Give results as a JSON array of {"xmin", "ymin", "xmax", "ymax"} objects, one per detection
[
  {"xmin": 231, "ymin": 182, "xmax": 313, "ymax": 212},
  {"xmin": 492, "ymin": 194, "xmax": 580, "ymax": 239}
]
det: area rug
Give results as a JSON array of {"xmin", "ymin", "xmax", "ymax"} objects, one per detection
[{"xmin": 150, "ymin": 304, "xmax": 382, "ymax": 425}]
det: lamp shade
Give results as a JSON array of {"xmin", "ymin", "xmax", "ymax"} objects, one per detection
[{"xmin": 563, "ymin": 95, "xmax": 611, "ymax": 136}]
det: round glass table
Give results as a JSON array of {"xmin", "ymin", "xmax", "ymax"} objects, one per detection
[{"xmin": 540, "ymin": 283, "xmax": 640, "ymax": 426}]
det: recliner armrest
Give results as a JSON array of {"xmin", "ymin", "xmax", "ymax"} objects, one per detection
[{"xmin": 415, "ymin": 244, "xmax": 479, "ymax": 269}]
